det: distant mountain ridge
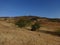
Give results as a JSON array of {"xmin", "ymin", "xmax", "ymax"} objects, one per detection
[{"xmin": 0, "ymin": 16, "xmax": 60, "ymax": 22}]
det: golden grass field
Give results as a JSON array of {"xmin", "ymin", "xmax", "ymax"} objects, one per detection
[
  {"xmin": 0, "ymin": 16, "xmax": 60, "ymax": 45},
  {"xmin": 0, "ymin": 21, "xmax": 60, "ymax": 45}
]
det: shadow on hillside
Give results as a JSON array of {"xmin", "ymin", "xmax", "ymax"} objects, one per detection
[{"xmin": 39, "ymin": 30, "xmax": 60, "ymax": 37}]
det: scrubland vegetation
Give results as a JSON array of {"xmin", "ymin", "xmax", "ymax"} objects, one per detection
[{"xmin": 0, "ymin": 16, "xmax": 60, "ymax": 45}]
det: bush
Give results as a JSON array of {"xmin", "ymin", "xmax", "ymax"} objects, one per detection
[
  {"xmin": 31, "ymin": 22, "xmax": 40, "ymax": 31},
  {"xmin": 15, "ymin": 20, "xmax": 26, "ymax": 28},
  {"xmin": 15, "ymin": 19, "xmax": 40, "ymax": 31},
  {"xmin": 15, "ymin": 19, "xmax": 31, "ymax": 28}
]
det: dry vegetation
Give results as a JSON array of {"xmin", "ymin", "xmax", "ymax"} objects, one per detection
[{"xmin": 0, "ymin": 16, "xmax": 60, "ymax": 45}]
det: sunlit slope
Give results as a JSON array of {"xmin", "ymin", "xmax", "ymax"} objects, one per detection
[
  {"xmin": 0, "ymin": 21, "xmax": 60, "ymax": 45},
  {"xmin": 0, "ymin": 16, "xmax": 60, "ymax": 31}
]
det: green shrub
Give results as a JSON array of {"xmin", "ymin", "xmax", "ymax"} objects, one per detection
[
  {"xmin": 15, "ymin": 19, "xmax": 40, "ymax": 31},
  {"xmin": 31, "ymin": 22, "xmax": 40, "ymax": 31},
  {"xmin": 15, "ymin": 19, "xmax": 32, "ymax": 28},
  {"xmin": 15, "ymin": 20, "xmax": 26, "ymax": 28}
]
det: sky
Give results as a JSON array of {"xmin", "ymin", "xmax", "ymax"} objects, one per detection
[{"xmin": 0, "ymin": 0, "xmax": 60, "ymax": 18}]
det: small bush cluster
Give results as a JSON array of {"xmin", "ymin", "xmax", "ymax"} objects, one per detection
[
  {"xmin": 15, "ymin": 19, "xmax": 31, "ymax": 28},
  {"xmin": 15, "ymin": 19, "xmax": 40, "ymax": 31},
  {"xmin": 31, "ymin": 22, "xmax": 40, "ymax": 31},
  {"xmin": 15, "ymin": 20, "xmax": 26, "ymax": 28}
]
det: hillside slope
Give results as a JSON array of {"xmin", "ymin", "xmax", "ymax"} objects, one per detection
[
  {"xmin": 0, "ymin": 21, "xmax": 60, "ymax": 45},
  {"xmin": 0, "ymin": 16, "xmax": 60, "ymax": 31}
]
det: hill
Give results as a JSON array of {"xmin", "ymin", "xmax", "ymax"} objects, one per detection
[
  {"xmin": 0, "ymin": 16, "xmax": 60, "ymax": 45},
  {"xmin": 0, "ymin": 21, "xmax": 60, "ymax": 45},
  {"xmin": 0, "ymin": 16, "xmax": 60, "ymax": 31}
]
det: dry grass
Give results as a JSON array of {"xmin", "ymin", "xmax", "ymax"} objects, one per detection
[{"xmin": 0, "ymin": 21, "xmax": 60, "ymax": 45}]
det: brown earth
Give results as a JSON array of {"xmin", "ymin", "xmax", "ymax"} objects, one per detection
[{"xmin": 0, "ymin": 16, "xmax": 60, "ymax": 45}]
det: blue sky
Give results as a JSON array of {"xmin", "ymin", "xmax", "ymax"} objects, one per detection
[{"xmin": 0, "ymin": 0, "xmax": 60, "ymax": 18}]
